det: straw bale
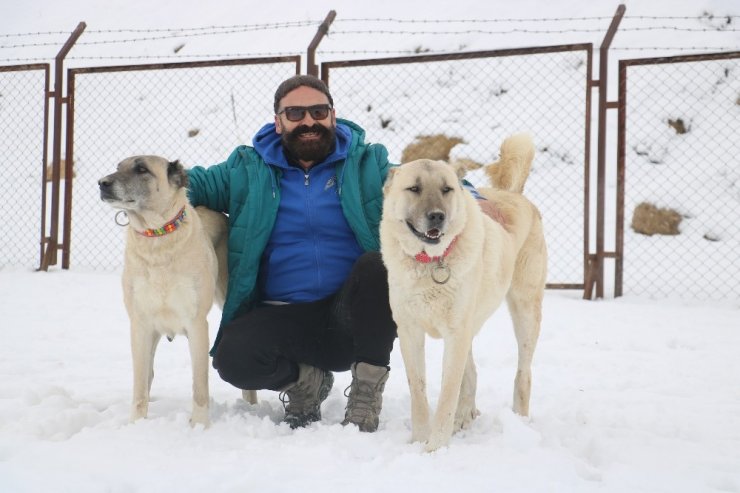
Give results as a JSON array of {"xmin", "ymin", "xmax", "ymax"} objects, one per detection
[
  {"xmin": 401, "ymin": 134, "xmax": 464, "ymax": 163},
  {"xmin": 631, "ymin": 202, "xmax": 682, "ymax": 236}
]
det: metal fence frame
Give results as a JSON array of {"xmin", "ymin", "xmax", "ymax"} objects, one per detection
[{"xmin": 616, "ymin": 50, "xmax": 740, "ymax": 299}]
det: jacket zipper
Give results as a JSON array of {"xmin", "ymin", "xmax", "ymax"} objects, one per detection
[{"xmin": 303, "ymin": 169, "xmax": 321, "ymax": 290}]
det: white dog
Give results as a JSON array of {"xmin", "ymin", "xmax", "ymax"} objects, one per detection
[
  {"xmin": 98, "ymin": 156, "xmax": 255, "ymax": 427},
  {"xmin": 380, "ymin": 134, "xmax": 547, "ymax": 452}
]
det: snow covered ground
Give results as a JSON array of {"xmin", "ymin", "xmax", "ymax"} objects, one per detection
[{"xmin": 1, "ymin": 268, "xmax": 739, "ymax": 492}]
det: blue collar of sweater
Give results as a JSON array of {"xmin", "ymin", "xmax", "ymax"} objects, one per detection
[{"xmin": 253, "ymin": 121, "xmax": 352, "ymax": 169}]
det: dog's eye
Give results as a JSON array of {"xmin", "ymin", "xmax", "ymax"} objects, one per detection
[
  {"xmin": 442, "ymin": 186, "xmax": 453, "ymax": 194},
  {"xmin": 406, "ymin": 186, "xmax": 420, "ymax": 194},
  {"xmin": 135, "ymin": 165, "xmax": 148, "ymax": 174}
]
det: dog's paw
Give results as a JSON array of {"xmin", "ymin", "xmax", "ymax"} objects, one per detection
[
  {"xmin": 190, "ymin": 405, "xmax": 210, "ymax": 428},
  {"xmin": 130, "ymin": 402, "xmax": 148, "ymax": 423},
  {"xmin": 410, "ymin": 421, "xmax": 431, "ymax": 444},
  {"xmin": 453, "ymin": 406, "xmax": 480, "ymax": 432},
  {"xmin": 424, "ymin": 431, "xmax": 451, "ymax": 453},
  {"xmin": 189, "ymin": 418, "xmax": 210, "ymax": 428},
  {"xmin": 411, "ymin": 431, "xmax": 428, "ymax": 443}
]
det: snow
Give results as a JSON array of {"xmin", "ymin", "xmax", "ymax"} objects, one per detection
[
  {"xmin": 1, "ymin": 1, "xmax": 739, "ymax": 492},
  {"xmin": 1, "ymin": 269, "xmax": 738, "ymax": 492}
]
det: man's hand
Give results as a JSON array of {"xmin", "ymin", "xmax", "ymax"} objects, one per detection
[{"xmin": 477, "ymin": 199, "xmax": 507, "ymax": 227}]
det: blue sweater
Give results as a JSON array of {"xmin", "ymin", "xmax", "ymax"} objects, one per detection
[{"xmin": 253, "ymin": 122, "xmax": 364, "ymax": 303}]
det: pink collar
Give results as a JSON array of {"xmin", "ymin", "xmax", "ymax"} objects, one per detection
[
  {"xmin": 414, "ymin": 236, "xmax": 457, "ymax": 263},
  {"xmin": 136, "ymin": 207, "xmax": 187, "ymax": 237}
]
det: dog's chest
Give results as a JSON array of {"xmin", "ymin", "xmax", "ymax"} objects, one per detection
[
  {"xmin": 124, "ymin": 269, "xmax": 202, "ymax": 335},
  {"xmin": 391, "ymin": 274, "xmax": 467, "ymax": 338}
]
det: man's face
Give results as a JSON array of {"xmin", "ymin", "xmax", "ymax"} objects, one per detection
[{"xmin": 275, "ymin": 86, "xmax": 337, "ymax": 164}]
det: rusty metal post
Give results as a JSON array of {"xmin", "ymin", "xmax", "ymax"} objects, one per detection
[
  {"xmin": 588, "ymin": 4, "xmax": 625, "ymax": 298},
  {"xmin": 38, "ymin": 65, "xmax": 51, "ymax": 270},
  {"xmin": 615, "ymin": 60, "xmax": 628, "ymax": 297},
  {"xmin": 40, "ymin": 21, "xmax": 86, "ymax": 271},
  {"xmin": 61, "ymin": 66, "xmax": 77, "ymax": 269},
  {"xmin": 307, "ymin": 10, "xmax": 336, "ymax": 76},
  {"xmin": 581, "ymin": 47, "xmax": 594, "ymax": 298}
]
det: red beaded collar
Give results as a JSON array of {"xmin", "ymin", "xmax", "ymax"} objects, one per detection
[
  {"xmin": 414, "ymin": 236, "xmax": 458, "ymax": 263},
  {"xmin": 136, "ymin": 207, "xmax": 187, "ymax": 237}
]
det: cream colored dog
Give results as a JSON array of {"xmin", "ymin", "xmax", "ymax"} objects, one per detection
[
  {"xmin": 380, "ymin": 134, "xmax": 546, "ymax": 452},
  {"xmin": 98, "ymin": 156, "xmax": 256, "ymax": 427}
]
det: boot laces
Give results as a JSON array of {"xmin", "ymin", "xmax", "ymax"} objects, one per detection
[
  {"xmin": 344, "ymin": 379, "xmax": 382, "ymax": 416},
  {"xmin": 280, "ymin": 379, "xmax": 314, "ymax": 413},
  {"xmin": 281, "ymin": 369, "xmax": 333, "ymax": 414}
]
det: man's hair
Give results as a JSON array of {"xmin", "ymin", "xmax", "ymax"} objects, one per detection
[{"xmin": 273, "ymin": 75, "xmax": 334, "ymax": 113}]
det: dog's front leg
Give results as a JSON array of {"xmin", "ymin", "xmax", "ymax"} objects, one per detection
[
  {"xmin": 398, "ymin": 325, "xmax": 430, "ymax": 443},
  {"xmin": 187, "ymin": 320, "xmax": 210, "ymax": 427},
  {"xmin": 130, "ymin": 325, "xmax": 160, "ymax": 422},
  {"xmin": 426, "ymin": 330, "xmax": 473, "ymax": 452}
]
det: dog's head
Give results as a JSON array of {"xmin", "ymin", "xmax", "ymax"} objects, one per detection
[
  {"xmin": 98, "ymin": 156, "xmax": 188, "ymax": 212},
  {"xmin": 382, "ymin": 159, "xmax": 468, "ymax": 256}
]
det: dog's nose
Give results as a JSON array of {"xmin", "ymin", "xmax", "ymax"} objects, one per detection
[
  {"xmin": 427, "ymin": 210, "xmax": 445, "ymax": 227},
  {"xmin": 98, "ymin": 177, "xmax": 116, "ymax": 200}
]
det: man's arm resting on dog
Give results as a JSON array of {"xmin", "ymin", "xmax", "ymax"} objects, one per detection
[{"xmin": 187, "ymin": 148, "xmax": 242, "ymax": 212}]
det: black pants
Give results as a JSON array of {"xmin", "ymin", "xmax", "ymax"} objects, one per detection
[{"xmin": 212, "ymin": 252, "xmax": 397, "ymax": 391}]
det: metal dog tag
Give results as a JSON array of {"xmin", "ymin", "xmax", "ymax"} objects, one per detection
[
  {"xmin": 115, "ymin": 210, "xmax": 129, "ymax": 226},
  {"xmin": 431, "ymin": 260, "xmax": 451, "ymax": 285}
]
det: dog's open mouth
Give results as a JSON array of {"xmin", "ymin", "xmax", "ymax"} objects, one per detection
[{"xmin": 406, "ymin": 221, "xmax": 443, "ymax": 245}]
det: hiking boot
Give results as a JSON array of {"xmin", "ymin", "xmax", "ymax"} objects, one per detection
[
  {"xmin": 341, "ymin": 362, "xmax": 390, "ymax": 432},
  {"xmin": 280, "ymin": 363, "xmax": 334, "ymax": 429}
]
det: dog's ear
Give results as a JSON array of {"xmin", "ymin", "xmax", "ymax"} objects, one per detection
[
  {"xmin": 383, "ymin": 166, "xmax": 399, "ymax": 194},
  {"xmin": 167, "ymin": 160, "xmax": 189, "ymax": 189}
]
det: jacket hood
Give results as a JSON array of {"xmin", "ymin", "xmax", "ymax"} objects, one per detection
[{"xmin": 253, "ymin": 120, "xmax": 354, "ymax": 169}]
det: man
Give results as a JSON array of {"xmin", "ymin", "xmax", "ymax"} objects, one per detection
[
  {"xmin": 188, "ymin": 74, "xmax": 498, "ymax": 431},
  {"xmin": 187, "ymin": 75, "xmax": 394, "ymax": 431}
]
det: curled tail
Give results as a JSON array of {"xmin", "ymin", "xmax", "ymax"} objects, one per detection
[{"xmin": 485, "ymin": 133, "xmax": 535, "ymax": 194}]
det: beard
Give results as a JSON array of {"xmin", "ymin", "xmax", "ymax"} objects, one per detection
[{"xmin": 282, "ymin": 123, "xmax": 336, "ymax": 164}]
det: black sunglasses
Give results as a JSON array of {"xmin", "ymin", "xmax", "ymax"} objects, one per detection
[{"xmin": 278, "ymin": 104, "xmax": 333, "ymax": 122}]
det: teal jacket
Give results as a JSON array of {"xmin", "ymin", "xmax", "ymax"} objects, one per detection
[{"xmin": 187, "ymin": 119, "xmax": 391, "ymax": 354}]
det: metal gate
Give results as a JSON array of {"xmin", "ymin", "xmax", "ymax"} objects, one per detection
[{"xmin": 616, "ymin": 51, "xmax": 740, "ymax": 300}]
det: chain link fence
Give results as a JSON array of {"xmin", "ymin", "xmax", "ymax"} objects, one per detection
[
  {"xmin": 0, "ymin": 64, "xmax": 49, "ymax": 269},
  {"xmin": 324, "ymin": 46, "xmax": 592, "ymax": 288},
  {"xmin": 67, "ymin": 57, "xmax": 299, "ymax": 270},
  {"xmin": 618, "ymin": 53, "xmax": 740, "ymax": 299},
  {"xmin": 3, "ymin": 29, "xmax": 738, "ymax": 301}
]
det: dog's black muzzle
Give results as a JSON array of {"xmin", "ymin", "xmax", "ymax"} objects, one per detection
[
  {"xmin": 406, "ymin": 210, "xmax": 446, "ymax": 245},
  {"xmin": 98, "ymin": 177, "xmax": 116, "ymax": 201}
]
